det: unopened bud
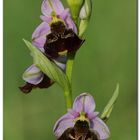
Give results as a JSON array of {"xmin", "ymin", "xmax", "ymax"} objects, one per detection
[
  {"xmin": 79, "ymin": 0, "xmax": 92, "ymax": 36},
  {"xmin": 67, "ymin": 0, "xmax": 84, "ymax": 21},
  {"xmin": 79, "ymin": 0, "xmax": 92, "ymax": 20}
]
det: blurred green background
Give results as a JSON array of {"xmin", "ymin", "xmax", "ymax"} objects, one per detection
[{"xmin": 4, "ymin": 0, "xmax": 137, "ymax": 140}]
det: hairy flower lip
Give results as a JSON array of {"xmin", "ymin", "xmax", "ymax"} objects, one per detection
[
  {"xmin": 19, "ymin": 75, "xmax": 54, "ymax": 94},
  {"xmin": 44, "ymin": 21, "xmax": 85, "ymax": 59},
  {"xmin": 53, "ymin": 93, "xmax": 110, "ymax": 140}
]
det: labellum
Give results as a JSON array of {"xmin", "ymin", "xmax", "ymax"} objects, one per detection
[
  {"xmin": 58, "ymin": 120, "xmax": 99, "ymax": 140},
  {"xmin": 44, "ymin": 20, "xmax": 85, "ymax": 58},
  {"xmin": 19, "ymin": 75, "xmax": 54, "ymax": 94}
]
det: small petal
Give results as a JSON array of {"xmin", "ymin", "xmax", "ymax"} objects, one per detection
[
  {"xmin": 73, "ymin": 96, "xmax": 83, "ymax": 113},
  {"xmin": 40, "ymin": 15, "xmax": 52, "ymax": 23},
  {"xmin": 23, "ymin": 65, "xmax": 44, "ymax": 85},
  {"xmin": 41, "ymin": 0, "xmax": 64, "ymax": 16},
  {"xmin": 92, "ymin": 117, "xmax": 110, "ymax": 139},
  {"xmin": 65, "ymin": 16, "xmax": 77, "ymax": 33},
  {"xmin": 32, "ymin": 22, "xmax": 50, "ymax": 48},
  {"xmin": 73, "ymin": 93, "xmax": 96, "ymax": 114},
  {"xmin": 88, "ymin": 112, "xmax": 99, "ymax": 120},
  {"xmin": 59, "ymin": 8, "xmax": 70, "ymax": 20},
  {"xmin": 68, "ymin": 109, "xmax": 80, "ymax": 118},
  {"xmin": 53, "ymin": 113, "xmax": 75, "ymax": 138}
]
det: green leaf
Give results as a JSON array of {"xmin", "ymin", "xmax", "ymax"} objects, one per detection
[
  {"xmin": 101, "ymin": 83, "xmax": 119, "ymax": 122},
  {"xmin": 23, "ymin": 39, "xmax": 71, "ymax": 92}
]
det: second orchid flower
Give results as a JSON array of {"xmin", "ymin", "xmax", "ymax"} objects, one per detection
[{"xmin": 54, "ymin": 93, "xmax": 110, "ymax": 140}]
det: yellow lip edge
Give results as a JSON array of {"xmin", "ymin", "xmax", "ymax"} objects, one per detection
[{"xmin": 58, "ymin": 50, "xmax": 68, "ymax": 56}]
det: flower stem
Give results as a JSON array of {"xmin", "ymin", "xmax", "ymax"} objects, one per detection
[
  {"xmin": 64, "ymin": 53, "xmax": 76, "ymax": 110},
  {"xmin": 64, "ymin": 90, "xmax": 72, "ymax": 110},
  {"xmin": 66, "ymin": 53, "xmax": 76, "ymax": 83}
]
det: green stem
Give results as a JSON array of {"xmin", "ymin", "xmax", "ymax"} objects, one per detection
[
  {"xmin": 64, "ymin": 90, "xmax": 72, "ymax": 110},
  {"xmin": 64, "ymin": 53, "xmax": 76, "ymax": 110},
  {"xmin": 66, "ymin": 53, "xmax": 76, "ymax": 83}
]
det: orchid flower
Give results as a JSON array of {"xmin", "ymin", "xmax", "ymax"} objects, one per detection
[
  {"xmin": 32, "ymin": 0, "xmax": 78, "ymax": 49},
  {"xmin": 19, "ymin": 56, "xmax": 66, "ymax": 93},
  {"xmin": 54, "ymin": 93, "xmax": 110, "ymax": 140}
]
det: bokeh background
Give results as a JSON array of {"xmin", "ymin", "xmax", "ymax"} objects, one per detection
[{"xmin": 4, "ymin": 0, "xmax": 137, "ymax": 140}]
